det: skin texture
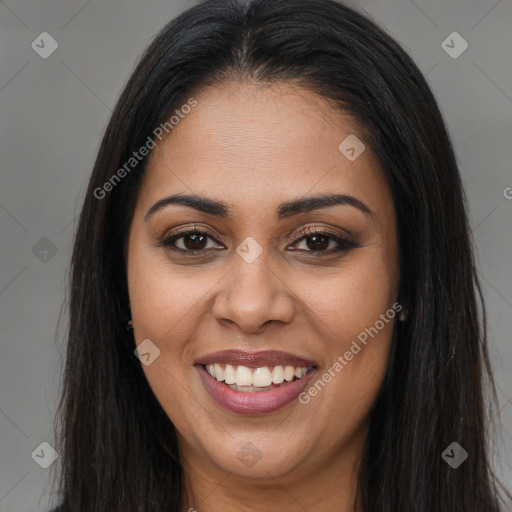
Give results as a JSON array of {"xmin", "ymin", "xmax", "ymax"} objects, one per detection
[{"xmin": 126, "ymin": 81, "xmax": 400, "ymax": 512}]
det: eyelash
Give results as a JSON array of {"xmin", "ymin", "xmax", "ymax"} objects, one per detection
[{"xmin": 157, "ymin": 226, "xmax": 358, "ymax": 257}]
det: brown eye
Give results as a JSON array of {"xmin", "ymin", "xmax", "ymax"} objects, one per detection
[
  {"xmin": 290, "ymin": 227, "xmax": 359, "ymax": 255},
  {"xmin": 159, "ymin": 229, "xmax": 224, "ymax": 253},
  {"xmin": 181, "ymin": 232, "xmax": 208, "ymax": 250},
  {"xmin": 302, "ymin": 233, "xmax": 330, "ymax": 251},
  {"xmin": 159, "ymin": 227, "xmax": 358, "ymax": 257}
]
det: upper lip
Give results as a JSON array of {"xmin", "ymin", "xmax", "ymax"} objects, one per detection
[{"xmin": 194, "ymin": 349, "xmax": 317, "ymax": 368}]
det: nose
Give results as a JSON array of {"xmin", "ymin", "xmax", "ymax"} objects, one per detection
[{"xmin": 212, "ymin": 254, "xmax": 296, "ymax": 334}]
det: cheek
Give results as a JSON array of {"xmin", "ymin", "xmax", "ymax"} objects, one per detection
[
  {"xmin": 303, "ymin": 248, "xmax": 397, "ymax": 338},
  {"xmin": 126, "ymin": 250, "xmax": 206, "ymax": 427},
  {"xmin": 127, "ymin": 244, "xmax": 211, "ymax": 344},
  {"xmin": 128, "ymin": 237, "xmax": 397, "ymax": 359},
  {"xmin": 298, "ymin": 249, "xmax": 396, "ymax": 408}
]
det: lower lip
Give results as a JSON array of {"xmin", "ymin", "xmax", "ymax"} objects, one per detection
[{"xmin": 196, "ymin": 364, "xmax": 317, "ymax": 414}]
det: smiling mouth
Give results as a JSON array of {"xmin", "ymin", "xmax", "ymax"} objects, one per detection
[{"xmin": 202, "ymin": 363, "xmax": 314, "ymax": 392}]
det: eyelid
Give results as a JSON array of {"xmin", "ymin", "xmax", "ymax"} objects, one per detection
[
  {"xmin": 291, "ymin": 225, "xmax": 351, "ymax": 242},
  {"xmin": 289, "ymin": 226, "xmax": 358, "ymax": 253},
  {"xmin": 159, "ymin": 224, "xmax": 225, "ymax": 243},
  {"xmin": 157, "ymin": 224, "xmax": 224, "ymax": 251}
]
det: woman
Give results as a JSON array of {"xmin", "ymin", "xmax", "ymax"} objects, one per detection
[{"xmin": 50, "ymin": 0, "xmax": 510, "ymax": 510}]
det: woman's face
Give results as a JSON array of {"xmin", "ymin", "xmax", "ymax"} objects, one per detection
[{"xmin": 127, "ymin": 81, "xmax": 399, "ymax": 482}]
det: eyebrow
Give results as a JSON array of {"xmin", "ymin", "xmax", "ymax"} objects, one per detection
[{"xmin": 144, "ymin": 192, "xmax": 373, "ymax": 222}]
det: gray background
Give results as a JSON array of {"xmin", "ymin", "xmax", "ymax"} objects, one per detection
[{"xmin": 0, "ymin": 0, "xmax": 511, "ymax": 510}]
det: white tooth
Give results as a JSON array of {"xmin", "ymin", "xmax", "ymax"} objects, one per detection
[
  {"xmin": 214, "ymin": 363, "xmax": 225, "ymax": 382},
  {"xmin": 224, "ymin": 364, "xmax": 236, "ymax": 384},
  {"xmin": 284, "ymin": 365, "xmax": 295, "ymax": 381},
  {"xmin": 294, "ymin": 366, "xmax": 302, "ymax": 378},
  {"xmin": 235, "ymin": 365, "xmax": 253, "ymax": 386},
  {"xmin": 226, "ymin": 383, "xmax": 274, "ymax": 392},
  {"xmin": 272, "ymin": 365, "xmax": 285, "ymax": 384},
  {"xmin": 253, "ymin": 367, "xmax": 272, "ymax": 387},
  {"xmin": 301, "ymin": 367, "xmax": 307, "ymax": 377},
  {"xmin": 207, "ymin": 364, "xmax": 215, "ymax": 377}
]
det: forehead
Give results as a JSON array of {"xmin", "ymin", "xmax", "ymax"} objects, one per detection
[
  {"xmin": 138, "ymin": 81, "xmax": 391, "ymax": 220},
  {"xmin": 154, "ymin": 81, "xmax": 363, "ymax": 164}
]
